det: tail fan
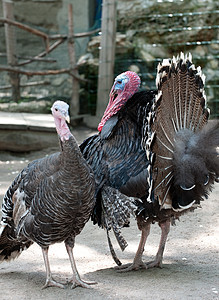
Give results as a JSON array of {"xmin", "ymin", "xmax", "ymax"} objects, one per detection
[{"xmin": 143, "ymin": 53, "xmax": 219, "ymax": 211}]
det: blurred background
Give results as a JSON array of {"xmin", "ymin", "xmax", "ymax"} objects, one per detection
[{"xmin": 0, "ymin": 0, "xmax": 218, "ymax": 126}]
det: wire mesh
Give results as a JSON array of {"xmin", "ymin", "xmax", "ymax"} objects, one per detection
[{"xmin": 114, "ymin": 2, "xmax": 219, "ymax": 119}]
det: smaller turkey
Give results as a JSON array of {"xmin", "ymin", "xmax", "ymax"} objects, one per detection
[{"xmin": 0, "ymin": 101, "xmax": 96, "ymax": 289}]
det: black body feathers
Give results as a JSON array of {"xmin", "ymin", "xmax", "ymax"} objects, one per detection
[{"xmin": 80, "ymin": 90, "xmax": 156, "ymax": 227}]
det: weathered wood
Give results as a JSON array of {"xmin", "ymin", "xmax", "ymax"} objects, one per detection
[
  {"xmin": 96, "ymin": 0, "xmax": 117, "ymax": 119},
  {"xmin": 68, "ymin": 4, "xmax": 80, "ymax": 118},
  {"xmin": 3, "ymin": 0, "xmax": 20, "ymax": 102},
  {"xmin": 18, "ymin": 38, "xmax": 66, "ymax": 66},
  {"xmin": 0, "ymin": 65, "xmax": 88, "ymax": 82},
  {"xmin": 0, "ymin": 80, "xmax": 50, "ymax": 90},
  {"xmin": 17, "ymin": 56, "xmax": 57, "ymax": 63},
  {"xmin": 49, "ymin": 27, "xmax": 100, "ymax": 40},
  {"xmin": 0, "ymin": 65, "xmax": 70, "ymax": 75},
  {"xmin": 0, "ymin": 17, "xmax": 49, "ymax": 41},
  {"xmin": 0, "ymin": 18, "xmax": 100, "ymax": 41},
  {"xmin": 1, "ymin": 3, "xmax": 95, "ymax": 98}
]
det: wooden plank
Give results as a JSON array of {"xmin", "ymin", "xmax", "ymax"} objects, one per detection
[
  {"xmin": 68, "ymin": 3, "xmax": 80, "ymax": 118},
  {"xmin": 0, "ymin": 80, "xmax": 50, "ymax": 90},
  {"xmin": 2, "ymin": 0, "xmax": 20, "ymax": 102},
  {"xmin": 96, "ymin": 0, "xmax": 117, "ymax": 119}
]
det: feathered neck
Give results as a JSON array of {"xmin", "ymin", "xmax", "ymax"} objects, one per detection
[{"xmin": 54, "ymin": 117, "xmax": 72, "ymax": 142}]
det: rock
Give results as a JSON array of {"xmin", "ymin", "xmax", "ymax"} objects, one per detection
[
  {"xmin": 77, "ymin": 53, "xmax": 94, "ymax": 66},
  {"xmin": 88, "ymin": 33, "xmax": 134, "ymax": 57},
  {"xmin": 209, "ymin": 59, "xmax": 218, "ymax": 70},
  {"xmin": 128, "ymin": 65, "xmax": 140, "ymax": 73},
  {"xmin": 139, "ymin": 50, "xmax": 154, "ymax": 63},
  {"xmin": 0, "ymin": 100, "xmax": 51, "ymax": 114},
  {"xmin": 193, "ymin": 46, "xmax": 207, "ymax": 57},
  {"xmin": 0, "ymin": 130, "xmax": 58, "ymax": 152},
  {"xmin": 135, "ymin": 41, "xmax": 168, "ymax": 59},
  {"xmin": 52, "ymin": 77, "xmax": 65, "ymax": 87},
  {"xmin": 87, "ymin": 36, "xmax": 101, "ymax": 57}
]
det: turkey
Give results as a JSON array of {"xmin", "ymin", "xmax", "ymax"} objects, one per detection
[
  {"xmin": 0, "ymin": 100, "xmax": 96, "ymax": 289},
  {"xmin": 80, "ymin": 53, "xmax": 219, "ymax": 271},
  {"xmin": 80, "ymin": 71, "xmax": 157, "ymax": 267}
]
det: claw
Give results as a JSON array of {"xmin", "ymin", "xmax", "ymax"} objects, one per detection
[
  {"xmin": 145, "ymin": 259, "xmax": 163, "ymax": 269},
  {"xmin": 115, "ymin": 261, "xmax": 146, "ymax": 272},
  {"xmin": 68, "ymin": 277, "xmax": 97, "ymax": 289},
  {"xmin": 42, "ymin": 277, "xmax": 66, "ymax": 289}
]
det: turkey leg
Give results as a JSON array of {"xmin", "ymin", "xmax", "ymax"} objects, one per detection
[
  {"xmin": 146, "ymin": 219, "xmax": 171, "ymax": 269},
  {"xmin": 65, "ymin": 243, "xmax": 97, "ymax": 289},
  {"xmin": 42, "ymin": 247, "xmax": 66, "ymax": 289},
  {"xmin": 115, "ymin": 222, "xmax": 151, "ymax": 272}
]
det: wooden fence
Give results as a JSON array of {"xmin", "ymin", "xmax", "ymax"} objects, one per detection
[{"xmin": 0, "ymin": 0, "xmax": 101, "ymax": 119}]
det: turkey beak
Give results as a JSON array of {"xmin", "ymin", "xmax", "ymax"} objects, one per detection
[
  {"xmin": 110, "ymin": 89, "xmax": 118, "ymax": 102},
  {"xmin": 63, "ymin": 111, "xmax": 70, "ymax": 123},
  {"xmin": 65, "ymin": 114, "xmax": 70, "ymax": 123}
]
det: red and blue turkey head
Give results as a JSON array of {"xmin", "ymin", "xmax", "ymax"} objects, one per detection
[{"xmin": 98, "ymin": 71, "xmax": 141, "ymax": 132}]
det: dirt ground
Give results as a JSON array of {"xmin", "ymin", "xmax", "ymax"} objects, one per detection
[{"xmin": 0, "ymin": 126, "xmax": 218, "ymax": 300}]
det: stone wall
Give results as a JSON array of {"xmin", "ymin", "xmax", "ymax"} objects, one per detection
[{"xmin": 83, "ymin": 0, "xmax": 219, "ymax": 117}]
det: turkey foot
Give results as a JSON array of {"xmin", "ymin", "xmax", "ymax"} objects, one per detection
[
  {"xmin": 42, "ymin": 276, "xmax": 66, "ymax": 289},
  {"xmin": 115, "ymin": 259, "xmax": 146, "ymax": 272},
  {"xmin": 145, "ymin": 258, "xmax": 163, "ymax": 269},
  {"xmin": 68, "ymin": 276, "xmax": 97, "ymax": 289}
]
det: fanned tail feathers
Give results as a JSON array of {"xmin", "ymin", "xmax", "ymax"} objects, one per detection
[{"xmin": 143, "ymin": 52, "xmax": 219, "ymax": 211}]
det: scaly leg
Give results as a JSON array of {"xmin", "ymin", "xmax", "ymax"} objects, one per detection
[
  {"xmin": 146, "ymin": 219, "xmax": 171, "ymax": 269},
  {"xmin": 41, "ymin": 247, "xmax": 65, "ymax": 289},
  {"xmin": 115, "ymin": 222, "xmax": 151, "ymax": 272},
  {"xmin": 65, "ymin": 243, "xmax": 97, "ymax": 289}
]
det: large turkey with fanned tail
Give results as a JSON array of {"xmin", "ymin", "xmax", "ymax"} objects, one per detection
[
  {"xmin": 0, "ymin": 101, "xmax": 96, "ymax": 289},
  {"xmin": 139, "ymin": 53, "xmax": 219, "ymax": 269},
  {"xmin": 81, "ymin": 53, "xmax": 218, "ymax": 272}
]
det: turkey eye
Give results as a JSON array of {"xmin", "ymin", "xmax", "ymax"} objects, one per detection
[
  {"xmin": 117, "ymin": 80, "xmax": 122, "ymax": 84},
  {"xmin": 55, "ymin": 108, "xmax": 58, "ymax": 111}
]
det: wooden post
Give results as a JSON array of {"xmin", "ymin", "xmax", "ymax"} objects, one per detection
[
  {"xmin": 96, "ymin": 0, "xmax": 117, "ymax": 119},
  {"xmin": 67, "ymin": 4, "xmax": 80, "ymax": 119},
  {"xmin": 3, "ymin": 0, "xmax": 20, "ymax": 102}
]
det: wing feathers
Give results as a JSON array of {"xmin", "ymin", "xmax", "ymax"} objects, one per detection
[{"xmin": 100, "ymin": 186, "xmax": 139, "ymax": 251}]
